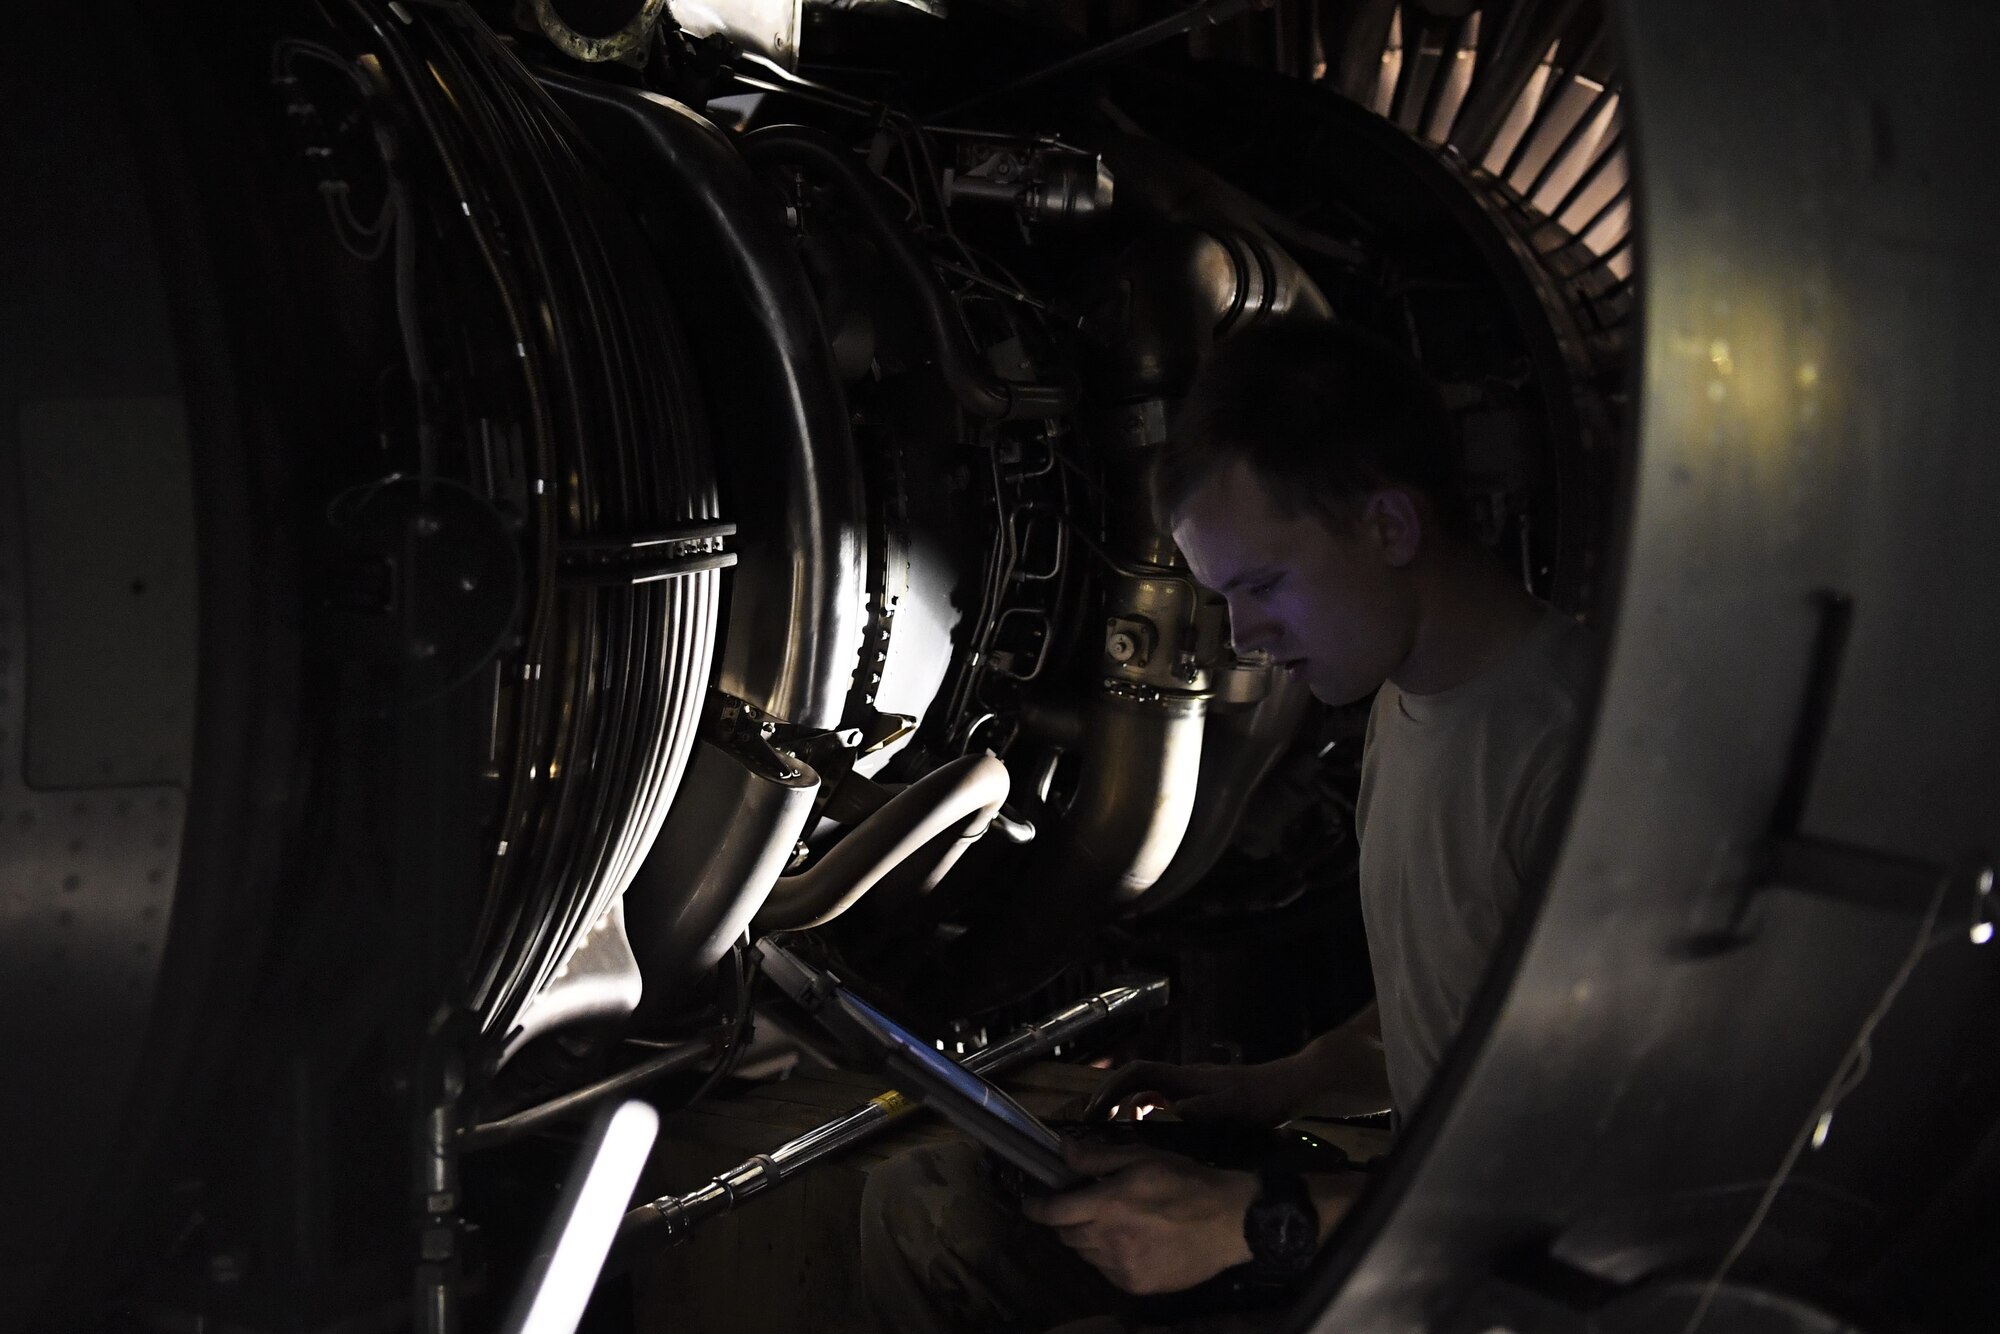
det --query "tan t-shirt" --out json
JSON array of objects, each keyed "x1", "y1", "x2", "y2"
[{"x1": 1356, "y1": 604, "x2": 1594, "y2": 1116}]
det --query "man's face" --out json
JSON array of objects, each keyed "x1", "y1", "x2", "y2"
[{"x1": 1171, "y1": 460, "x2": 1419, "y2": 706}]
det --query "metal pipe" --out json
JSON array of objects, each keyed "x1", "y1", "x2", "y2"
[
  {"x1": 626, "y1": 732, "x2": 822, "y2": 1017},
  {"x1": 1134, "y1": 668, "x2": 1312, "y2": 915},
  {"x1": 460, "y1": 1038, "x2": 718, "y2": 1152},
  {"x1": 615, "y1": 976, "x2": 1169, "y2": 1249},
  {"x1": 413, "y1": 1051, "x2": 466, "y2": 1334},
  {"x1": 754, "y1": 753, "x2": 1012, "y2": 931},
  {"x1": 535, "y1": 71, "x2": 865, "y2": 731},
  {"x1": 738, "y1": 126, "x2": 1078, "y2": 421},
  {"x1": 917, "y1": 692, "x2": 1205, "y2": 1013}
]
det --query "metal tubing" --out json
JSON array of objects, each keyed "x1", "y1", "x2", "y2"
[
  {"x1": 461, "y1": 1038, "x2": 717, "y2": 1152},
  {"x1": 1135, "y1": 668, "x2": 1312, "y2": 915},
  {"x1": 536, "y1": 71, "x2": 866, "y2": 731},
  {"x1": 414, "y1": 1052, "x2": 466, "y2": 1334},
  {"x1": 753, "y1": 753, "x2": 1012, "y2": 931},
  {"x1": 627, "y1": 735, "x2": 822, "y2": 1013},
  {"x1": 615, "y1": 976, "x2": 1167, "y2": 1248}
]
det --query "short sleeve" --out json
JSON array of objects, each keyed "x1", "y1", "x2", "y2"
[{"x1": 1505, "y1": 727, "x2": 1578, "y2": 886}]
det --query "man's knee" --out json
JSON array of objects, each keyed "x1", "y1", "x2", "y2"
[
  {"x1": 860, "y1": 1139, "x2": 994, "y2": 1265},
  {"x1": 864, "y1": 1136, "x2": 1072, "y2": 1334}
]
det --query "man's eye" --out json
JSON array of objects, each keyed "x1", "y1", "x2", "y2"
[{"x1": 1249, "y1": 576, "x2": 1281, "y2": 597}]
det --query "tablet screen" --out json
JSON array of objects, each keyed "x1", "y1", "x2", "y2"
[{"x1": 840, "y1": 990, "x2": 1067, "y2": 1157}]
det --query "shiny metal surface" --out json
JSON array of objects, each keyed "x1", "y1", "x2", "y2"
[
  {"x1": 670, "y1": 0, "x2": 803, "y2": 69},
  {"x1": 938, "y1": 692, "x2": 1207, "y2": 1008},
  {"x1": 1086, "y1": 692, "x2": 1210, "y2": 902},
  {"x1": 504, "y1": 899, "x2": 647, "y2": 1061},
  {"x1": 1138, "y1": 668, "x2": 1311, "y2": 915},
  {"x1": 754, "y1": 752, "x2": 1011, "y2": 931},
  {"x1": 625, "y1": 732, "x2": 821, "y2": 1014},
  {"x1": 1297, "y1": 2, "x2": 2000, "y2": 1328},
  {"x1": 537, "y1": 72, "x2": 869, "y2": 1016},
  {"x1": 537, "y1": 74, "x2": 867, "y2": 733}
]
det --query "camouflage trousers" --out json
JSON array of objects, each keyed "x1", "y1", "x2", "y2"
[{"x1": 858, "y1": 1139, "x2": 1277, "y2": 1334}]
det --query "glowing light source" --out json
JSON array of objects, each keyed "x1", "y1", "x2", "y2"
[
  {"x1": 1975, "y1": 866, "x2": 1996, "y2": 945},
  {"x1": 501, "y1": 1100, "x2": 659, "y2": 1334}
]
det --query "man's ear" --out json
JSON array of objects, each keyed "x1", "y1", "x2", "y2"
[{"x1": 1362, "y1": 489, "x2": 1424, "y2": 567}]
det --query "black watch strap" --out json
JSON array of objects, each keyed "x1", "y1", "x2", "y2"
[{"x1": 1242, "y1": 1169, "x2": 1319, "y2": 1277}]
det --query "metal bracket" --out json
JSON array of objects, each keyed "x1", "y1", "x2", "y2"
[{"x1": 557, "y1": 518, "x2": 737, "y2": 587}]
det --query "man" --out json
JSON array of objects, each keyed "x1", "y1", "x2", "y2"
[{"x1": 860, "y1": 320, "x2": 1596, "y2": 1332}]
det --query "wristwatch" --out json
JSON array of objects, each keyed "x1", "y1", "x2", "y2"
[{"x1": 1242, "y1": 1170, "x2": 1320, "y2": 1278}]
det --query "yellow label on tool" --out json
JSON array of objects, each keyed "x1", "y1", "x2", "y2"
[{"x1": 871, "y1": 1090, "x2": 911, "y2": 1115}]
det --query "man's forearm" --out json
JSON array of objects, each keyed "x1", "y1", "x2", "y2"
[
  {"x1": 1282, "y1": 1004, "x2": 1391, "y2": 1119},
  {"x1": 1303, "y1": 1170, "x2": 1363, "y2": 1244}
]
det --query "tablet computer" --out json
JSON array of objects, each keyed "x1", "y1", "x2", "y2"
[{"x1": 756, "y1": 938, "x2": 1085, "y2": 1191}]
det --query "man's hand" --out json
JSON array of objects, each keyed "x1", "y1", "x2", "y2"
[
  {"x1": 1083, "y1": 1058, "x2": 1305, "y2": 1127},
  {"x1": 1086, "y1": 1009, "x2": 1393, "y2": 1126},
  {"x1": 1020, "y1": 1141, "x2": 1257, "y2": 1295}
]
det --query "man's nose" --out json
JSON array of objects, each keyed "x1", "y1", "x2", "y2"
[{"x1": 1226, "y1": 601, "x2": 1279, "y2": 654}]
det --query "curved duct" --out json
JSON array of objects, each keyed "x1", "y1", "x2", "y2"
[
  {"x1": 1080, "y1": 132, "x2": 1333, "y2": 403},
  {"x1": 626, "y1": 730, "x2": 821, "y2": 1020},
  {"x1": 925, "y1": 692, "x2": 1206, "y2": 1009},
  {"x1": 1136, "y1": 666, "x2": 1314, "y2": 916},
  {"x1": 755, "y1": 752, "x2": 1011, "y2": 932},
  {"x1": 535, "y1": 73, "x2": 869, "y2": 1006},
  {"x1": 739, "y1": 124, "x2": 1079, "y2": 422},
  {"x1": 1070, "y1": 693, "x2": 1209, "y2": 901}
]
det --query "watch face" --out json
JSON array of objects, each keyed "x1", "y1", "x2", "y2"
[
  {"x1": 1250, "y1": 1198, "x2": 1317, "y2": 1267},
  {"x1": 1247, "y1": 1170, "x2": 1321, "y2": 1275}
]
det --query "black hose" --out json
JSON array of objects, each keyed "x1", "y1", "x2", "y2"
[
  {"x1": 738, "y1": 125, "x2": 1078, "y2": 422},
  {"x1": 460, "y1": 1038, "x2": 716, "y2": 1150}
]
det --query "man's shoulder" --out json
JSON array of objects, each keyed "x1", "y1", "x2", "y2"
[
  {"x1": 1532, "y1": 611, "x2": 1598, "y2": 720},
  {"x1": 1452, "y1": 608, "x2": 1594, "y2": 733}
]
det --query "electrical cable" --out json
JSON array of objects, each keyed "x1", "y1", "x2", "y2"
[
  {"x1": 677, "y1": 941, "x2": 758, "y2": 1114},
  {"x1": 341, "y1": 0, "x2": 565, "y2": 1020},
  {"x1": 1676, "y1": 864, "x2": 1961, "y2": 1334}
]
